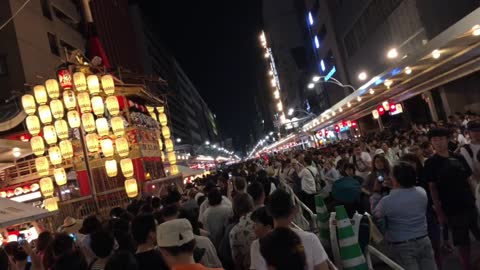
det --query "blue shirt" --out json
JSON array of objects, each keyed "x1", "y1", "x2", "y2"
[{"x1": 371, "y1": 187, "x2": 428, "y2": 242}]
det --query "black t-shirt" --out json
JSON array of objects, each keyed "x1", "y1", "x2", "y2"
[
  {"x1": 135, "y1": 249, "x2": 168, "y2": 270},
  {"x1": 424, "y1": 153, "x2": 474, "y2": 215}
]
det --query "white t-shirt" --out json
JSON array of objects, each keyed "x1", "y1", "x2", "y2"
[
  {"x1": 460, "y1": 143, "x2": 480, "y2": 177},
  {"x1": 350, "y1": 152, "x2": 372, "y2": 180},
  {"x1": 199, "y1": 195, "x2": 232, "y2": 222},
  {"x1": 250, "y1": 228, "x2": 328, "y2": 270},
  {"x1": 458, "y1": 134, "x2": 469, "y2": 146},
  {"x1": 298, "y1": 166, "x2": 318, "y2": 194}
]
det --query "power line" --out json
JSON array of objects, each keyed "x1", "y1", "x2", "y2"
[{"x1": 0, "y1": 0, "x2": 32, "y2": 32}]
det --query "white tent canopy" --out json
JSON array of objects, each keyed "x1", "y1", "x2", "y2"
[{"x1": 0, "y1": 198, "x2": 55, "y2": 228}]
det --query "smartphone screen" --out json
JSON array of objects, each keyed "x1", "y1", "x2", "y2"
[
  {"x1": 69, "y1": 233, "x2": 77, "y2": 242},
  {"x1": 377, "y1": 175, "x2": 384, "y2": 182},
  {"x1": 17, "y1": 234, "x2": 26, "y2": 245}
]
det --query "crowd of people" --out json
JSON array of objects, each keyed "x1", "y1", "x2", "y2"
[{"x1": 1, "y1": 112, "x2": 479, "y2": 270}]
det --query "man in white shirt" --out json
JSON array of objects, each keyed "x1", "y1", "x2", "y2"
[
  {"x1": 198, "y1": 182, "x2": 232, "y2": 222},
  {"x1": 250, "y1": 189, "x2": 329, "y2": 270},
  {"x1": 297, "y1": 155, "x2": 318, "y2": 212},
  {"x1": 349, "y1": 144, "x2": 372, "y2": 180},
  {"x1": 460, "y1": 120, "x2": 480, "y2": 211}
]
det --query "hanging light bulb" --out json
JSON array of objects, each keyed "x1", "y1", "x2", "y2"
[
  {"x1": 357, "y1": 96, "x2": 362, "y2": 102},
  {"x1": 59, "y1": 139, "x2": 73, "y2": 159},
  {"x1": 115, "y1": 137, "x2": 129, "y2": 157},
  {"x1": 87, "y1": 75, "x2": 100, "y2": 96},
  {"x1": 96, "y1": 118, "x2": 109, "y2": 137},
  {"x1": 85, "y1": 133, "x2": 99, "y2": 152},
  {"x1": 91, "y1": 96, "x2": 104, "y2": 116},
  {"x1": 26, "y1": 115, "x2": 41, "y2": 135},
  {"x1": 53, "y1": 168, "x2": 67, "y2": 186},
  {"x1": 43, "y1": 125, "x2": 57, "y2": 145},
  {"x1": 30, "y1": 136, "x2": 45, "y2": 156},
  {"x1": 120, "y1": 158, "x2": 134, "y2": 178},
  {"x1": 101, "y1": 74, "x2": 115, "y2": 95},
  {"x1": 22, "y1": 94, "x2": 36, "y2": 115},
  {"x1": 106, "y1": 96, "x2": 120, "y2": 116},
  {"x1": 39, "y1": 177, "x2": 54, "y2": 197},
  {"x1": 45, "y1": 79, "x2": 60, "y2": 99},
  {"x1": 67, "y1": 110, "x2": 81, "y2": 128},
  {"x1": 158, "y1": 113, "x2": 168, "y2": 126},
  {"x1": 34, "y1": 85, "x2": 48, "y2": 105},
  {"x1": 48, "y1": 146, "x2": 62, "y2": 165},
  {"x1": 100, "y1": 138, "x2": 114, "y2": 157},
  {"x1": 81, "y1": 113, "x2": 96, "y2": 133},
  {"x1": 162, "y1": 126, "x2": 171, "y2": 139},
  {"x1": 105, "y1": 159, "x2": 118, "y2": 177},
  {"x1": 77, "y1": 92, "x2": 91, "y2": 113},
  {"x1": 124, "y1": 179, "x2": 138, "y2": 198},
  {"x1": 38, "y1": 105, "x2": 53, "y2": 124},
  {"x1": 73, "y1": 72, "x2": 87, "y2": 92},
  {"x1": 111, "y1": 116, "x2": 125, "y2": 137},
  {"x1": 50, "y1": 99, "x2": 64, "y2": 119},
  {"x1": 43, "y1": 197, "x2": 58, "y2": 211},
  {"x1": 165, "y1": 139, "x2": 173, "y2": 152},
  {"x1": 63, "y1": 90, "x2": 77, "y2": 111}
]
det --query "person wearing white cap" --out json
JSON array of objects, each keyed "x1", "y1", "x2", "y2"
[{"x1": 157, "y1": 219, "x2": 223, "y2": 270}]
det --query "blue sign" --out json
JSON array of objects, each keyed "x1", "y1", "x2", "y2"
[{"x1": 324, "y1": 66, "x2": 336, "y2": 81}]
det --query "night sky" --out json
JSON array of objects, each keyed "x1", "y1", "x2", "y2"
[{"x1": 139, "y1": 1, "x2": 266, "y2": 153}]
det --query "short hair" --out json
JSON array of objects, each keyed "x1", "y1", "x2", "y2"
[
  {"x1": 162, "y1": 204, "x2": 179, "y2": 219},
  {"x1": 251, "y1": 207, "x2": 273, "y2": 227},
  {"x1": 247, "y1": 181, "x2": 265, "y2": 202},
  {"x1": 233, "y1": 193, "x2": 254, "y2": 217},
  {"x1": 392, "y1": 162, "x2": 417, "y2": 188},
  {"x1": 79, "y1": 215, "x2": 102, "y2": 235},
  {"x1": 340, "y1": 162, "x2": 356, "y2": 176},
  {"x1": 90, "y1": 231, "x2": 114, "y2": 258},
  {"x1": 36, "y1": 231, "x2": 53, "y2": 252},
  {"x1": 303, "y1": 155, "x2": 312, "y2": 166},
  {"x1": 428, "y1": 128, "x2": 450, "y2": 140},
  {"x1": 259, "y1": 228, "x2": 306, "y2": 270},
  {"x1": 131, "y1": 214, "x2": 156, "y2": 244},
  {"x1": 420, "y1": 141, "x2": 431, "y2": 150},
  {"x1": 52, "y1": 233, "x2": 75, "y2": 257},
  {"x1": 267, "y1": 189, "x2": 294, "y2": 219},
  {"x1": 161, "y1": 239, "x2": 196, "y2": 256},
  {"x1": 105, "y1": 250, "x2": 138, "y2": 270},
  {"x1": 110, "y1": 207, "x2": 125, "y2": 219},
  {"x1": 207, "y1": 188, "x2": 222, "y2": 206},
  {"x1": 234, "y1": 177, "x2": 247, "y2": 191},
  {"x1": 53, "y1": 250, "x2": 88, "y2": 270}
]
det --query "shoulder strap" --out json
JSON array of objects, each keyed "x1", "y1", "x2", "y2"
[{"x1": 306, "y1": 167, "x2": 316, "y2": 178}]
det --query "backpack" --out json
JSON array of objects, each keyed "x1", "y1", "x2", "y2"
[{"x1": 306, "y1": 167, "x2": 326, "y2": 193}]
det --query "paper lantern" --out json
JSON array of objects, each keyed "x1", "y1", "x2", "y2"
[
  {"x1": 77, "y1": 92, "x2": 91, "y2": 113},
  {"x1": 124, "y1": 179, "x2": 138, "y2": 198},
  {"x1": 87, "y1": 75, "x2": 100, "y2": 96},
  {"x1": 165, "y1": 139, "x2": 173, "y2": 152},
  {"x1": 34, "y1": 85, "x2": 48, "y2": 105},
  {"x1": 57, "y1": 68, "x2": 72, "y2": 90},
  {"x1": 45, "y1": 79, "x2": 60, "y2": 99},
  {"x1": 50, "y1": 99, "x2": 64, "y2": 119},
  {"x1": 86, "y1": 133, "x2": 99, "y2": 152},
  {"x1": 101, "y1": 139, "x2": 114, "y2": 157},
  {"x1": 115, "y1": 137, "x2": 129, "y2": 157},
  {"x1": 120, "y1": 158, "x2": 134, "y2": 178},
  {"x1": 161, "y1": 151, "x2": 165, "y2": 161},
  {"x1": 149, "y1": 112, "x2": 157, "y2": 121},
  {"x1": 30, "y1": 136, "x2": 45, "y2": 156},
  {"x1": 167, "y1": 151, "x2": 177, "y2": 165},
  {"x1": 53, "y1": 168, "x2": 67, "y2": 186},
  {"x1": 81, "y1": 113, "x2": 96, "y2": 133},
  {"x1": 59, "y1": 139, "x2": 73, "y2": 158},
  {"x1": 35, "y1": 157, "x2": 49, "y2": 176},
  {"x1": 38, "y1": 105, "x2": 52, "y2": 124},
  {"x1": 22, "y1": 94, "x2": 36, "y2": 115},
  {"x1": 158, "y1": 139, "x2": 163, "y2": 151},
  {"x1": 162, "y1": 126, "x2": 171, "y2": 139},
  {"x1": 395, "y1": 103, "x2": 403, "y2": 113},
  {"x1": 382, "y1": 101, "x2": 390, "y2": 111},
  {"x1": 96, "y1": 118, "x2": 109, "y2": 137},
  {"x1": 146, "y1": 106, "x2": 154, "y2": 113},
  {"x1": 156, "y1": 106, "x2": 164, "y2": 113},
  {"x1": 91, "y1": 96, "x2": 104, "y2": 116},
  {"x1": 40, "y1": 177, "x2": 54, "y2": 197},
  {"x1": 67, "y1": 110, "x2": 81, "y2": 128},
  {"x1": 106, "y1": 96, "x2": 119, "y2": 116},
  {"x1": 26, "y1": 115, "x2": 41, "y2": 135},
  {"x1": 73, "y1": 72, "x2": 87, "y2": 92},
  {"x1": 111, "y1": 116, "x2": 125, "y2": 137},
  {"x1": 105, "y1": 159, "x2": 118, "y2": 177},
  {"x1": 101, "y1": 74, "x2": 115, "y2": 95},
  {"x1": 158, "y1": 113, "x2": 168, "y2": 126},
  {"x1": 170, "y1": 165, "x2": 179, "y2": 175},
  {"x1": 44, "y1": 197, "x2": 58, "y2": 211},
  {"x1": 63, "y1": 90, "x2": 77, "y2": 111},
  {"x1": 54, "y1": 120, "x2": 69, "y2": 140},
  {"x1": 48, "y1": 146, "x2": 62, "y2": 165},
  {"x1": 43, "y1": 125, "x2": 57, "y2": 145},
  {"x1": 372, "y1": 110, "x2": 379, "y2": 119}
]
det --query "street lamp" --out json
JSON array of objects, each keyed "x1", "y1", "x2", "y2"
[
  {"x1": 205, "y1": 141, "x2": 210, "y2": 145},
  {"x1": 387, "y1": 48, "x2": 398, "y2": 59},
  {"x1": 312, "y1": 76, "x2": 321, "y2": 82},
  {"x1": 176, "y1": 138, "x2": 182, "y2": 143},
  {"x1": 358, "y1": 72, "x2": 368, "y2": 81},
  {"x1": 307, "y1": 83, "x2": 314, "y2": 89}
]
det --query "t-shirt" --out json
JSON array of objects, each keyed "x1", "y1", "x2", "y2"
[
  {"x1": 298, "y1": 166, "x2": 318, "y2": 194},
  {"x1": 424, "y1": 153, "x2": 474, "y2": 215},
  {"x1": 249, "y1": 228, "x2": 328, "y2": 270},
  {"x1": 200, "y1": 205, "x2": 233, "y2": 249},
  {"x1": 229, "y1": 213, "x2": 256, "y2": 270},
  {"x1": 136, "y1": 249, "x2": 169, "y2": 270},
  {"x1": 350, "y1": 152, "x2": 372, "y2": 180},
  {"x1": 195, "y1": 235, "x2": 223, "y2": 268},
  {"x1": 199, "y1": 196, "x2": 232, "y2": 223}
]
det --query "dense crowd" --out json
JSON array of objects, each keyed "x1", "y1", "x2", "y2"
[{"x1": 1, "y1": 112, "x2": 479, "y2": 270}]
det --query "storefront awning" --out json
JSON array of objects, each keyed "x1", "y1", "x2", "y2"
[{"x1": 0, "y1": 198, "x2": 55, "y2": 228}]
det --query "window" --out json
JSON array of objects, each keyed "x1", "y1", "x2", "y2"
[
  {"x1": 41, "y1": 0, "x2": 52, "y2": 20},
  {"x1": 0, "y1": 55, "x2": 7, "y2": 76},
  {"x1": 52, "y1": 6, "x2": 80, "y2": 32},
  {"x1": 60, "y1": 40, "x2": 76, "y2": 52},
  {"x1": 47, "y1": 32, "x2": 59, "y2": 56}
]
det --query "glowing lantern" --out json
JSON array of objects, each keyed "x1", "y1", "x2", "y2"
[
  {"x1": 53, "y1": 168, "x2": 67, "y2": 186},
  {"x1": 86, "y1": 133, "x2": 99, "y2": 152},
  {"x1": 59, "y1": 140, "x2": 73, "y2": 158},
  {"x1": 38, "y1": 105, "x2": 52, "y2": 124},
  {"x1": 161, "y1": 151, "x2": 165, "y2": 161},
  {"x1": 156, "y1": 106, "x2": 164, "y2": 113},
  {"x1": 377, "y1": 105, "x2": 385, "y2": 116},
  {"x1": 162, "y1": 126, "x2": 171, "y2": 139},
  {"x1": 81, "y1": 113, "x2": 96, "y2": 133},
  {"x1": 48, "y1": 146, "x2": 62, "y2": 165},
  {"x1": 96, "y1": 118, "x2": 109, "y2": 137},
  {"x1": 382, "y1": 101, "x2": 390, "y2": 111},
  {"x1": 170, "y1": 165, "x2": 179, "y2": 175},
  {"x1": 389, "y1": 103, "x2": 397, "y2": 112},
  {"x1": 36, "y1": 157, "x2": 51, "y2": 176},
  {"x1": 34, "y1": 85, "x2": 48, "y2": 105},
  {"x1": 54, "y1": 120, "x2": 69, "y2": 140},
  {"x1": 158, "y1": 139, "x2": 163, "y2": 151},
  {"x1": 372, "y1": 110, "x2": 379, "y2": 119},
  {"x1": 105, "y1": 159, "x2": 118, "y2": 177},
  {"x1": 101, "y1": 75, "x2": 115, "y2": 95},
  {"x1": 91, "y1": 96, "x2": 104, "y2": 116},
  {"x1": 77, "y1": 92, "x2": 91, "y2": 113},
  {"x1": 106, "y1": 96, "x2": 119, "y2": 116},
  {"x1": 167, "y1": 151, "x2": 177, "y2": 165},
  {"x1": 44, "y1": 197, "x2": 58, "y2": 211},
  {"x1": 57, "y1": 68, "x2": 72, "y2": 90},
  {"x1": 146, "y1": 106, "x2": 154, "y2": 113},
  {"x1": 63, "y1": 90, "x2": 76, "y2": 110},
  {"x1": 39, "y1": 177, "x2": 54, "y2": 197},
  {"x1": 115, "y1": 137, "x2": 129, "y2": 157},
  {"x1": 334, "y1": 125, "x2": 340, "y2": 133},
  {"x1": 111, "y1": 117, "x2": 125, "y2": 137},
  {"x1": 87, "y1": 75, "x2": 100, "y2": 96},
  {"x1": 26, "y1": 115, "x2": 41, "y2": 135},
  {"x1": 73, "y1": 72, "x2": 87, "y2": 92},
  {"x1": 101, "y1": 139, "x2": 114, "y2": 157},
  {"x1": 395, "y1": 103, "x2": 403, "y2": 113},
  {"x1": 165, "y1": 139, "x2": 173, "y2": 152},
  {"x1": 150, "y1": 112, "x2": 157, "y2": 120},
  {"x1": 45, "y1": 79, "x2": 60, "y2": 99},
  {"x1": 30, "y1": 136, "x2": 45, "y2": 156},
  {"x1": 120, "y1": 158, "x2": 134, "y2": 178},
  {"x1": 124, "y1": 179, "x2": 138, "y2": 198},
  {"x1": 67, "y1": 111, "x2": 80, "y2": 128},
  {"x1": 22, "y1": 94, "x2": 36, "y2": 115},
  {"x1": 49, "y1": 99, "x2": 64, "y2": 119},
  {"x1": 158, "y1": 113, "x2": 167, "y2": 126},
  {"x1": 43, "y1": 125, "x2": 57, "y2": 145}
]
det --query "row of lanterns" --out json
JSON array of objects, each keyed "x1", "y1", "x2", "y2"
[{"x1": 372, "y1": 101, "x2": 403, "y2": 119}]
